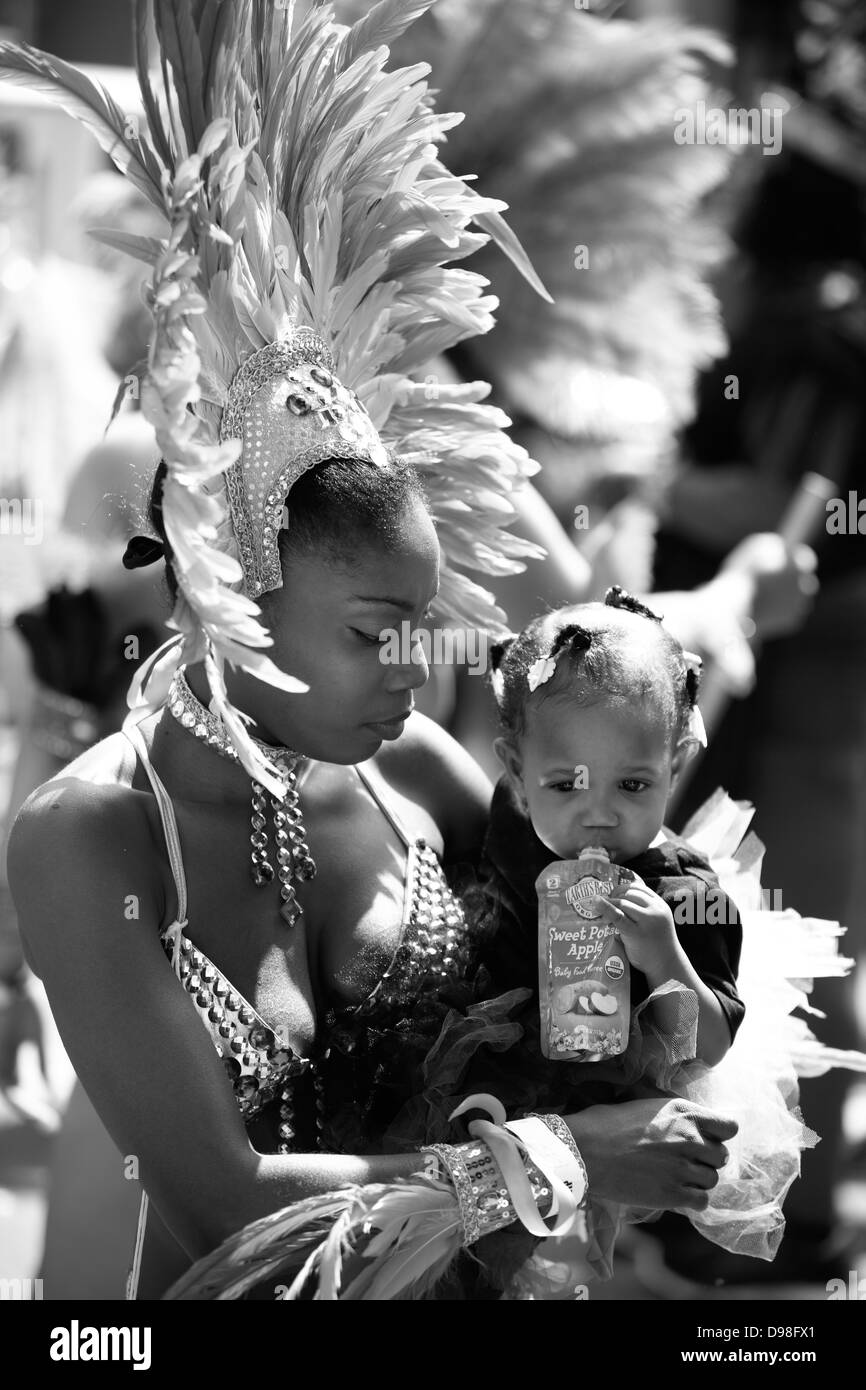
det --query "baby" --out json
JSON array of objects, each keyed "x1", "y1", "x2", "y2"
[
  {"x1": 406, "y1": 586, "x2": 804, "y2": 1292},
  {"x1": 479, "y1": 585, "x2": 744, "y2": 1076}
]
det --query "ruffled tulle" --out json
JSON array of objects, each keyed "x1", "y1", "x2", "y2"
[{"x1": 650, "y1": 789, "x2": 864, "y2": 1261}]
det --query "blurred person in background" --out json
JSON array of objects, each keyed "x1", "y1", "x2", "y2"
[{"x1": 652, "y1": 0, "x2": 866, "y2": 1284}]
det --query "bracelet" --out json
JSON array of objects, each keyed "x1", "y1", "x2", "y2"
[
  {"x1": 450, "y1": 1095, "x2": 587, "y2": 1239},
  {"x1": 421, "y1": 1096, "x2": 588, "y2": 1248},
  {"x1": 422, "y1": 1140, "x2": 519, "y2": 1245},
  {"x1": 495, "y1": 1116, "x2": 587, "y2": 1230},
  {"x1": 525, "y1": 1113, "x2": 590, "y2": 1208}
]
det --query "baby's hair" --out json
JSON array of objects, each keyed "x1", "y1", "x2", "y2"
[
  {"x1": 491, "y1": 586, "x2": 701, "y2": 742},
  {"x1": 547, "y1": 624, "x2": 591, "y2": 662}
]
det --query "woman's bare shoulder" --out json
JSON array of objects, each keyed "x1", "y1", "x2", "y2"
[
  {"x1": 8, "y1": 733, "x2": 163, "y2": 953},
  {"x1": 12, "y1": 731, "x2": 139, "y2": 834}
]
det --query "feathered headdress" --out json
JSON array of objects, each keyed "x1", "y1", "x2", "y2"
[{"x1": 0, "y1": 0, "x2": 547, "y2": 793}]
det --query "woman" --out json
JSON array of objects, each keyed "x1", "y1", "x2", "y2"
[
  {"x1": 2, "y1": 1, "x2": 736, "y2": 1299},
  {"x1": 8, "y1": 451, "x2": 736, "y2": 1299}
]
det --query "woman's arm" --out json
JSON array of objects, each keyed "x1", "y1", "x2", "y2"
[
  {"x1": 569, "y1": 1097, "x2": 737, "y2": 1211},
  {"x1": 382, "y1": 711, "x2": 493, "y2": 866},
  {"x1": 7, "y1": 781, "x2": 429, "y2": 1261},
  {"x1": 492, "y1": 481, "x2": 591, "y2": 631}
]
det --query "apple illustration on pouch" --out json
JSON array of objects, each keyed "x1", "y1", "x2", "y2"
[
  {"x1": 591, "y1": 992, "x2": 617, "y2": 1015},
  {"x1": 555, "y1": 980, "x2": 615, "y2": 1017}
]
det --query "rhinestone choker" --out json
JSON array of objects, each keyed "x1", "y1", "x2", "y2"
[{"x1": 168, "y1": 669, "x2": 316, "y2": 927}]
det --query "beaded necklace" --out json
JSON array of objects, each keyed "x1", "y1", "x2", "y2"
[{"x1": 167, "y1": 669, "x2": 316, "y2": 927}]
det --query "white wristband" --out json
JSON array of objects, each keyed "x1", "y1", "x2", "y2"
[
  {"x1": 448, "y1": 1094, "x2": 583, "y2": 1240},
  {"x1": 505, "y1": 1116, "x2": 589, "y2": 1209}
]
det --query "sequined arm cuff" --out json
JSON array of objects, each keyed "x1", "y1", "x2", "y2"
[{"x1": 422, "y1": 1140, "x2": 551, "y2": 1246}]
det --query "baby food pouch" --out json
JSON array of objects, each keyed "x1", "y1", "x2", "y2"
[{"x1": 537, "y1": 847, "x2": 632, "y2": 1060}]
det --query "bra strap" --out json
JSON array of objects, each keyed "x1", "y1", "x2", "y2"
[
  {"x1": 354, "y1": 760, "x2": 415, "y2": 848},
  {"x1": 125, "y1": 1191, "x2": 149, "y2": 1302},
  {"x1": 121, "y1": 709, "x2": 188, "y2": 971}
]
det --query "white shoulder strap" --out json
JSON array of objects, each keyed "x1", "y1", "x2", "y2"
[
  {"x1": 121, "y1": 710, "x2": 188, "y2": 930},
  {"x1": 354, "y1": 760, "x2": 414, "y2": 848},
  {"x1": 125, "y1": 1192, "x2": 149, "y2": 1302}
]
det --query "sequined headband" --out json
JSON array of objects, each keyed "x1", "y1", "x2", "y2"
[{"x1": 219, "y1": 327, "x2": 390, "y2": 601}]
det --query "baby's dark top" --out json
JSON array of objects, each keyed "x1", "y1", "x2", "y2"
[{"x1": 477, "y1": 778, "x2": 745, "y2": 1043}]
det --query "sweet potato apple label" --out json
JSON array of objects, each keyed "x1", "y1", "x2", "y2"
[{"x1": 537, "y1": 848, "x2": 632, "y2": 1060}]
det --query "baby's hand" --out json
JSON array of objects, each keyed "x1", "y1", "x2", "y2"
[{"x1": 601, "y1": 877, "x2": 677, "y2": 978}]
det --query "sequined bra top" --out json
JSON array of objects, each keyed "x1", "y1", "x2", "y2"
[{"x1": 124, "y1": 719, "x2": 471, "y2": 1128}]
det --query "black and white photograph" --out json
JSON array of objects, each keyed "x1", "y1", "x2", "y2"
[{"x1": 0, "y1": 0, "x2": 864, "y2": 1356}]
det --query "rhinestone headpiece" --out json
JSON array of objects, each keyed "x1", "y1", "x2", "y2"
[{"x1": 220, "y1": 326, "x2": 390, "y2": 600}]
